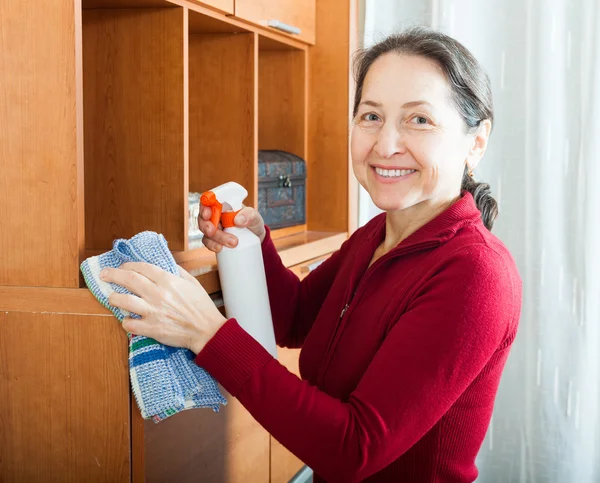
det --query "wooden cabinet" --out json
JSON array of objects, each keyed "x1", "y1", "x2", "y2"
[
  {"x1": 190, "y1": 0, "x2": 234, "y2": 14},
  {"x1": 235, "y1": 0, "x2": 316, "y2": 44},
  {"x1": 0, "y1": 0, "x2": 357, "y2": 481}
]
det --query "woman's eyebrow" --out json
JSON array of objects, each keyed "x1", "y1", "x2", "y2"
[
  {"x1": 359, "y1": 100, "x2": 435, "y2": 109},
  {"x1": 402, "y1": 100, "x2": 434, "y2": 109},
  {"x1": 359, "y1": 100, "x2": 383, "y2": 108}
]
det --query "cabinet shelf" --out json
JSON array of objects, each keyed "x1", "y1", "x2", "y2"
[{"x1": 176, "y1": 230, "x2": 346, "y2": 294}]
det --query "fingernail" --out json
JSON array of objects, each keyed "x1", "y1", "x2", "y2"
[
  {"x1": 99, "y1": 269, "x2": 108, "y2": 281},
  {"x1": 227, "y1": 237, "x2": 236, "y2": 247},
  {"x1": 236, "y1": 214, "x2": 246, "y2": 224}
]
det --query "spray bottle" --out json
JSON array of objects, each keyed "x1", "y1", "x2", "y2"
[{"x1": 201, "y1": 182, "x2": 278, "y2": 359}]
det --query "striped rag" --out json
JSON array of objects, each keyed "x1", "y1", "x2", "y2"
[{"x1": 80, "y1": 231, "x2": 226, "y2": 423}]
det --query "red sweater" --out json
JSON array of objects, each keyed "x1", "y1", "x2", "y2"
[{"x1": 195, "y1": 193, "x2": 522, "y2": 482}]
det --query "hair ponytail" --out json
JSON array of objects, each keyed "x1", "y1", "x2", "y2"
[{"x1": 461, "y1": 165, "x2": 498, "y2": 230}]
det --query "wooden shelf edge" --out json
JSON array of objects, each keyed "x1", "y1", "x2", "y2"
[
  {"x1": 0, "y1": 287, "x2": 112, "y2": 315},
  {"x1": 177, "y1": 231, "x2": 347, "y2": 294}
]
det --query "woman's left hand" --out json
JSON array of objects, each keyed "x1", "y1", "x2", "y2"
[{"x1": 99, "y1": 262, "x2": 227, "y2": 355}]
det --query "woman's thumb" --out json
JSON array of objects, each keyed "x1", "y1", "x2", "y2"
[{"x1": 234, "y1": 207, "x2": 262, "y2": 233}]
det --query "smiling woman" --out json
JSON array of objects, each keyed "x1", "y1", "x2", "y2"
[
  {"x1": 104, "y1": 26, "x2": 522, "y2": 483},
  {"x1": 352, "y1": 27, "x2": 497, "y2": 233}
]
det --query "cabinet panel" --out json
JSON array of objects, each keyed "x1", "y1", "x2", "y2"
[
  {"x1": 189, "y1": 0, "x2": 234, "y2": 14},
  {"x1": 0, "y1": 311, "x2": 130, "y2": 483},
  {"x1": 0, "y1": 0, "x2": 82, "y2": 287},
  {"x1": 82, "y1": 8, "x2": 186, "y2": 251},
  {"x1": 142, "y1": 389, "x2": 270, "y2": 482},
  {"x1": 235, "y1": 0, "x2": 315, "y2": 44}
]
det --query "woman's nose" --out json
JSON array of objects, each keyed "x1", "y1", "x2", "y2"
[{"x1": 373, "y1": 123, "x2": 405, "y2": 159}]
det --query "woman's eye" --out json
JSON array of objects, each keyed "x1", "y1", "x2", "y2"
[
  {"x1": 410, "y1": 115, "x2": 430, "y2": 125},
  {"x1": 362, "y1": 113, "x2": 381, "y2": 122}
]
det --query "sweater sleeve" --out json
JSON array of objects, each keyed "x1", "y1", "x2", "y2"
[
  {"x1": 261, "y1": 225, "x2": 349, "y2": 348},
  {"x1": 196, "y1": 246, "x2": 519, "y2": 482}
]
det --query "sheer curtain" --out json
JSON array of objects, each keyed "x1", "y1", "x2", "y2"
[{"x1": 360, "y1": 0, "x2": 600, "y2": 481}]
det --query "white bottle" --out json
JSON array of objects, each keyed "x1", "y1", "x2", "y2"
[{"x1": 201, "y1": 182, "x2": 278, "y2": 359}]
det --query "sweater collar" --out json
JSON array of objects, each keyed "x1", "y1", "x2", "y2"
[{"x1": 368, "y1": 191, "x2": 482, "y2": 252}]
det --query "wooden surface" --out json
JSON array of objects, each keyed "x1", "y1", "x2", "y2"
[
  {"x1": 307, "y1": 0, "x2": 352, "y2": 233},
  {"x1": 0, "y1": 0, "x2": 82, "y2": 287},
  {"x1": 0, "y1": 311, "x2": 130, "y2": 482},
  {"x1": 131, "y1": 394, "x2": 146, "y2": 483},
  {"x1": 190, "y1": 0, "x2": 234, "y2": 14},
  {"x1": 189, "y1": 31, "x2": 258, "y2": 209},
  {"x1": 176, "y1": 231, "x2": 346, "y2": 294},
  {"x1": 270, "y1": 224, "x2": 307, "y2": 240},
  {"x1": 258, "y1": 49, "x2": 307, "y2": 160},
  {"x1": 142, "y1": 388, "x2": 269, "y2": 483},
  {"x1": 83, "y1": 8, "x2": 186, "y2": 251},
  {"x1": 82, "y1": 0, "x2": 175, "y2": 7},
  {"x1": 235, "y1": 0, "x2": 316, "y2": 44}
]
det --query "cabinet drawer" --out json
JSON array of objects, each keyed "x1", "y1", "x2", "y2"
[
  {"x1": 235, "y1": 0, "x2": 315, "y2": 44},
  {"x1": 190, "y1": 0, "x2": 234, "y2": 14}
]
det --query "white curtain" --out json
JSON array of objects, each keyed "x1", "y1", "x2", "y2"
[{"x1": 360, "y1": 0, "x2": 600, "y2": 481}]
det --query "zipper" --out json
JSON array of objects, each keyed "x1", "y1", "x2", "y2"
[
  {"x1": 339, "y1": 304, "x2": 350, "y2": 319},
  {"x1": 316, "y1": 239, "x2": 442, "y2": 386}
]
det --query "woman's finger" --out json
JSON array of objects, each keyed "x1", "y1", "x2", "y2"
[
  {"x1": 108, "y1": 292, "x2": 151, "y2": 317},
  {"x1": 101, "y1": 265, "x2": 159, "y2": 298},
  {"x1": 122, "y1": 317, "x2": 154, "y2": 338},
  {"x1": 178, "y1": 266, "x2": 201, "y2": 287},
  {"x1": 202, "y1": 236, "x2": 224, "y2": 253}
]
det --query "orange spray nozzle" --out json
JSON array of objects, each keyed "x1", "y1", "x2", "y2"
[
  {"x1": 200, "y1": 189, "x2": 241, "y2": 229},
  {"x1": 200, "y1": 191, "x2": 223, "y2": 228}
]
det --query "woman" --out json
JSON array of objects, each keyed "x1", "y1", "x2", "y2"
[{"x1": 101, "y1": 27, "x2": 522, "y2": 482}]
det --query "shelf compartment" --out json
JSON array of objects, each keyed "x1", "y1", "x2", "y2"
[
  {"x1": 82, "y1": 7, "x2": 186, "y2": 252},
  {"x1": 258, "y1": 36, "x2": 307, "y2": 160},
  {"x1": 188, "y1": 11, "x2": 258, "y2": 237}
]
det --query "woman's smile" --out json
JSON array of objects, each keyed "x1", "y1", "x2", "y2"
[{"x1": 371, "y1": 165, "x2": 418, "y2": 184}]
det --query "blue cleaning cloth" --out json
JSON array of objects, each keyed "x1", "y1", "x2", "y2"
[{"x1": 80, "y1": 231, "x2": 226, "y2": 422}]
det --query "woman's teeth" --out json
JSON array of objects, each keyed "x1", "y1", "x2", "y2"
[{"x1": 374, "y1": 167, "x2": 416, "y2": 178}]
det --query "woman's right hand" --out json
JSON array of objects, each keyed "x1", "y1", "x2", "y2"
[{"x1": 199, "y1": 205, "x2": 267, "y2": 253}]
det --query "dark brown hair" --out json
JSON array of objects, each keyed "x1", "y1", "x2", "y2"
[{"x1": 353, "y1": 26, "x2": 498, "y2": 230}]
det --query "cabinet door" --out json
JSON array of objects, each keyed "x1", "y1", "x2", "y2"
[
  {"x1": 0, "y1": 310, "x2": 131, "y2": 483},
  {"x1": 190, "y1": 0, "x2": 234, "y2": 14},
  {"x1": 235, "y1": 0, "x2": 315, "y2": 44}
]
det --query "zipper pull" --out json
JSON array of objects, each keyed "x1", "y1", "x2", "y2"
[{"x1": 340, "y1": 304, "x2": 349, "y2": 319}]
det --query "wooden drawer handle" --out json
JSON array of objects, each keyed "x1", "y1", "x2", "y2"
[{"x1": 267, "y1": 19, "x2": 301, "y2": 35}]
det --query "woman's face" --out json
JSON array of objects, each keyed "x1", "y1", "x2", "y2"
[{"x1": 351, "y1": 53, "x2": 488, "y2": 213}]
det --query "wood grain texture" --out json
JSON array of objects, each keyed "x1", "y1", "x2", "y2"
[
  {"x1": 0, "y1": 287, "x2": 111, "y2": 314},
  {"x1": 143, "y1": 387, "x2": 269, "y2": 483},
  {"x1": 0, "y1": 311, "x2": 130, "y2": 482},
  {"x1": 189, "y1": 0, "x2": 233, "y2": 14},
  {"x1": 235, "y1": 0, "x2": 316, "y2": 44},
  {"x1": 0, "y1": 0, "x2": 81, "y2": 287},
  {"x1": 188, "y1": 31, "x2": 258, "y2": 209},
  {"x1": 131, "y1": 393, "x2": 146, "y2": 483},
  {"x1": 307, "y1": 0, "x2": 352, "y2": 233},
  {"x1": 83, "y1": 0, "x2": 175, "y2": 7},
  {"x1": 258, "y1": 48, "x2": 307, "y2": 160},
  {"x1": 83, "y1": 8, "x2": 186, "y2": 251}
]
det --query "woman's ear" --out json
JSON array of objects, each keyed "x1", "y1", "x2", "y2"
[{"x1": 466, "y1": 119, "x2": 492, "y2": 172}]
